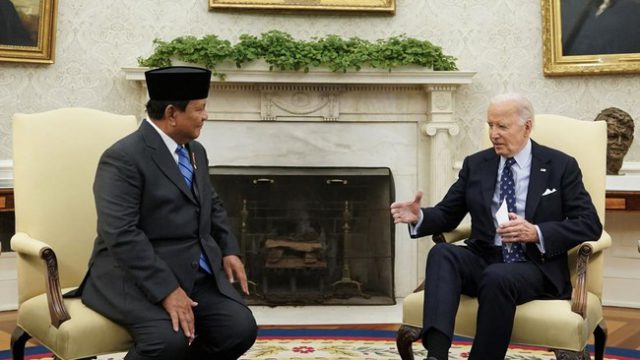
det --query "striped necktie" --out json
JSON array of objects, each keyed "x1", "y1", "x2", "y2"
[
  {"x1": 176, "y1": 146, "x2": 193, "y2": 190},
  {"x1": 176, "y1": 145, "x2": 212, "y2": 274}
]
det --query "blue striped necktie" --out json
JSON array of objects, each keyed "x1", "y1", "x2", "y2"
[
  {"x1": 500, "y1": 158, "x2": 527, "y2": 263},
  {"x1": 176, "y1": 146, "x2": 212, "y2": 274}
]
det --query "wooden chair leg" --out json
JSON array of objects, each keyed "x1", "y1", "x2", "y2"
[
  {"x1": 10, "y1": 326, "x2": 31, "y2": 360},
  {"x1": 396, "y1": 324, "x2": 422, "y2": 360},
  {"x1": 593, "y1": 319, "x2": 608, "y2": 360}
]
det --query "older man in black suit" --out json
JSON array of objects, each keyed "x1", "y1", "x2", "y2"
[
  {"x1": 391, "y1": 93, "x2": 602, "y2": 359},
  {"x1": 78, "y1": 66, "x2": 257, "y2": 360}
]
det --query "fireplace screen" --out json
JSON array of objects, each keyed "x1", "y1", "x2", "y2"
[{"x1": 210, "y1": 166, "x2": 395, "y2": 306}]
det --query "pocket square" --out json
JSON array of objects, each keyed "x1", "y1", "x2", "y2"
[{"x1": 542, "y1": 188, "x2": 557, "y2": 196}]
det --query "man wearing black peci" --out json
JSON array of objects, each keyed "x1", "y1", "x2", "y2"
[{"x1": 75, "y1": 66, "x2": 257, "y2": 360}]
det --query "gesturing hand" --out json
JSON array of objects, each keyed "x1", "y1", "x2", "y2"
[
  {"x1": 390, "y1": 191, "x2": 423, "y2": 225},
  {"x1": 223, "y1": 255, "x2": 250, "y2": 295},
  {"x1": 162, "y1": 287, "x2": 198, "y2": 341}
]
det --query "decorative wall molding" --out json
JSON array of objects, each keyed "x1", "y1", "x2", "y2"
[
  {"x1": 123, "y1": 66, "x2": 476, "y2": 86},
  {"x1": 0, "y1": 160, "x2": 13, "y2": 188},
  {"x1": 260, "y1": 90, "x2": 340, "y2": 121},
  {"x1": 422, "y1": 122, "x2": 460, "y2": 137}
]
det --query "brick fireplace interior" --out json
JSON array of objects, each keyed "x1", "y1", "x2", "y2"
[{"x1": 210, "y1": 166, "x2": 395, "y2": 306}]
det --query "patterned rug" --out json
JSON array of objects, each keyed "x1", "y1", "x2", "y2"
[{"x1": 2, "y1": 328, "x2": 639, "y2": 359}]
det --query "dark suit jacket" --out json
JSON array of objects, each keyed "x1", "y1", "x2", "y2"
[
  {"x1": 562, "y1": 0, "x2": 640, "y2": 56},
  {"x1": 78, "y1": 120, "x2": 244, "y2": 324},
  {"x1": 413, "y1": 140, "x2": 602, "y2": 297},
  {"x1": 0, "y1": 0, "x2": 35, "y2": 46}
]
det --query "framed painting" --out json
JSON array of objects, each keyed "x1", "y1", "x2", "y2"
[
  {"x1": 542, "y1": 0, "x2": 640, "y2": 76},
  {"x1": 0, "y1": 0, "x2": 58, "y2": 64},
  {"x1": 209, "y1": 0, "x2": 395, "y2": 13}
]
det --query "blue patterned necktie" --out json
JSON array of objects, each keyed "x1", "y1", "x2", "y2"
[
  {"x1": 176, "y1": 146, "x2": 193, "y2": 190},
  {"x1": 500, "y1": 158, "x2": 527, "y2": 263},
  {"x1": 176, "y1": 146, "x2": 212, "y2": 274}
]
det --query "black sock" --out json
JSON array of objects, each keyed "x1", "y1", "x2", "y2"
[{"x1": 424, "y1": 328, "x2": 450, "y2": 360}]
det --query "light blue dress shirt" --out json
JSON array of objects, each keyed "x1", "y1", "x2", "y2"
[{"x1": 411, "y1": 139, "x2": 545, "y2": 253}]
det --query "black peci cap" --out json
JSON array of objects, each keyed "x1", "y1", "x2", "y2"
[{"x1": 144, "y1": 66, "x2": 211, "y2": 101}]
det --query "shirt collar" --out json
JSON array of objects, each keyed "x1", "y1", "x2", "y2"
[
  {"x1": 501, "y1": 138, "x2": 532, "y2": 169},
  {"x1": 146, "y1": 118, "x2": 181, "y2": 156}
]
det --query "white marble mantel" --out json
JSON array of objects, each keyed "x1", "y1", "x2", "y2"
[
  {"x1": 123, "y1": 64, "x2": 475, "y2": 85},
  {"x1": 123, "y1": 66, "x2": 475, "y2": 299}
]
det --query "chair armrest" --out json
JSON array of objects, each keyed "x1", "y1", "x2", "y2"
[
  {"x1": 571, "y1": 231, "x2": 611, "y2": 318},
  {"x1": 432, "y1": 223, "x2": 472, "y2": 244},
  {"x1": 11, "y1": 232, "x2": 71, "y2": 328}
]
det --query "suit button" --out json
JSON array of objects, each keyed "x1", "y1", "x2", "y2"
[{"x1": 191, "y1": 261, "x2": 198, "y2": 269}]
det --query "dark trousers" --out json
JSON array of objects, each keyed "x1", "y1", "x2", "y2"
[
  {"x1": 422, "y1": 242, "x2": 548, "y2": 360},
  {"x1": 124, "y1": 270, "x2": 257, "y2": 360}
]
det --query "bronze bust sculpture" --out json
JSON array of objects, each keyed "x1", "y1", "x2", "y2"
[{"x1": 595, "y1": 107, "x2": 635, "y2": 175}]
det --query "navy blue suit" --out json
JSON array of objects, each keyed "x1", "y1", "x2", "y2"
[{"x1": 413, "y1": 140, "x2": 602, "y2": 358}]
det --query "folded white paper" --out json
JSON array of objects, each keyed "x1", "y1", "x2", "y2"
[
  {"x1": 496, "y1": 199, "x2": 511, "y2": 250},
  {"x1": 496, "y1": 198, "x2": 510, "y2": 226}
]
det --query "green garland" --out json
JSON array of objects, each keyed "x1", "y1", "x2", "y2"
[{"x1": 138, "y1": 30, "x2": 458, "y2": 79}]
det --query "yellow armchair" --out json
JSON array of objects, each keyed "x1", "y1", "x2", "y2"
[
  {"x1": 10, "y1": 108, "x2": 137, "y2": 359},
  {"x1": 397, "y1": 115, "x2": 610, "y2": 360}
]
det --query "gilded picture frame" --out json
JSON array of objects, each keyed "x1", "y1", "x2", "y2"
[
  {"x1": 542, "y1": 0, "x2": 640, "y2": 76},
  {"x1": 0, "y1": 0, "x2": 58, "y2": 64},
  {"x1": 209, "y1": 0, "x2": 395, "y2": 13}
]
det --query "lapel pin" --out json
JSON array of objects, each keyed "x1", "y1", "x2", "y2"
[
  {"x1": 191, "y1": 152, "x2": 197, "y2": 170},
  {"x1": 540, "y1": 168, "x2": 547, "y2": 172}
]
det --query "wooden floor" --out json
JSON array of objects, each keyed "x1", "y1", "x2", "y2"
[{"x1": 1, "y1": 306, "x2": 639, "y2": 352}]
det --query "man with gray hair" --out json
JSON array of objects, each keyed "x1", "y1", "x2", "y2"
[{"x1": 391, "y1": 93, "x2": 601, "y2": 359}]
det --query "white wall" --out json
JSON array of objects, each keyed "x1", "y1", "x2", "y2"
[
  {"x1": 0, "y1": 0, "x2": 639, "y2": 162},
  {"x1": 1, "y1": 0, "x2": 639, "y2": 309}
]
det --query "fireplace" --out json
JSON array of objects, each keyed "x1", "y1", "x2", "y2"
[
  {"x1": 124, "y1": 66, "x2": 474, "y2": 303},
  {"x1": 210, "y1": 166, "x2": 394, "y2": 305}
]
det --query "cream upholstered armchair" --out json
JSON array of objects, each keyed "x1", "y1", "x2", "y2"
[
  {"x1": 397, "y1": 115, "x2": 611, "y2": 360},
  {"x1": 10, "y1": 108, "x2": 137, "y2": 359}
]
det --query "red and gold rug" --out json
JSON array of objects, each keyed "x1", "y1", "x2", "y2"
[
  {"x1": 3, "y1": 328, "x2": 639, "y2": 359},
  {"x1": 236, "y1": 329, "x2": 638, "y2": 359}
]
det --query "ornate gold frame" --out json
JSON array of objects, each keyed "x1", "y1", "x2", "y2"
[
  {"x1": 209, "y1": 0, "x2": 395, "y2": 13},
  {"x1": 542, "y1": 0, "x2": 640, "y2": 76},
  {"x1": 0, "y1": 0, "x2": 58, "y2": 64}
]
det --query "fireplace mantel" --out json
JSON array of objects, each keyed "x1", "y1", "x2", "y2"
[
  {"x1": 123, "y1": 65, "x2": 474, "y2": 85},
  {"x1": 123, "y1": 66, "x2": 475, "y2": 297}
]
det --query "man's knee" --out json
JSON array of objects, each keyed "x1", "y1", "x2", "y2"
[
  {"x1": 224, "y1": 308, "x2": 258, "y2": 354},
  {"x1": 128, "y1": 326, "x2": 189, "y2": 360},
  {"x1": 478, "y1": 265, "x2": 516, "y2": 295},
  {"x1": 195, "y1": 307, "x2": 257, "y2": 358},
  {"x1": 428, "y1": 242, "x2": 454, "y2": 260},
  {"x1": 427, "y1": 243, "x2": 463, "y2": 269}
]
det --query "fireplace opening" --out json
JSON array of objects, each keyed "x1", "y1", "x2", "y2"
[{"x1": 210, "y1": 166, "x2": 395, "y2": 306}]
